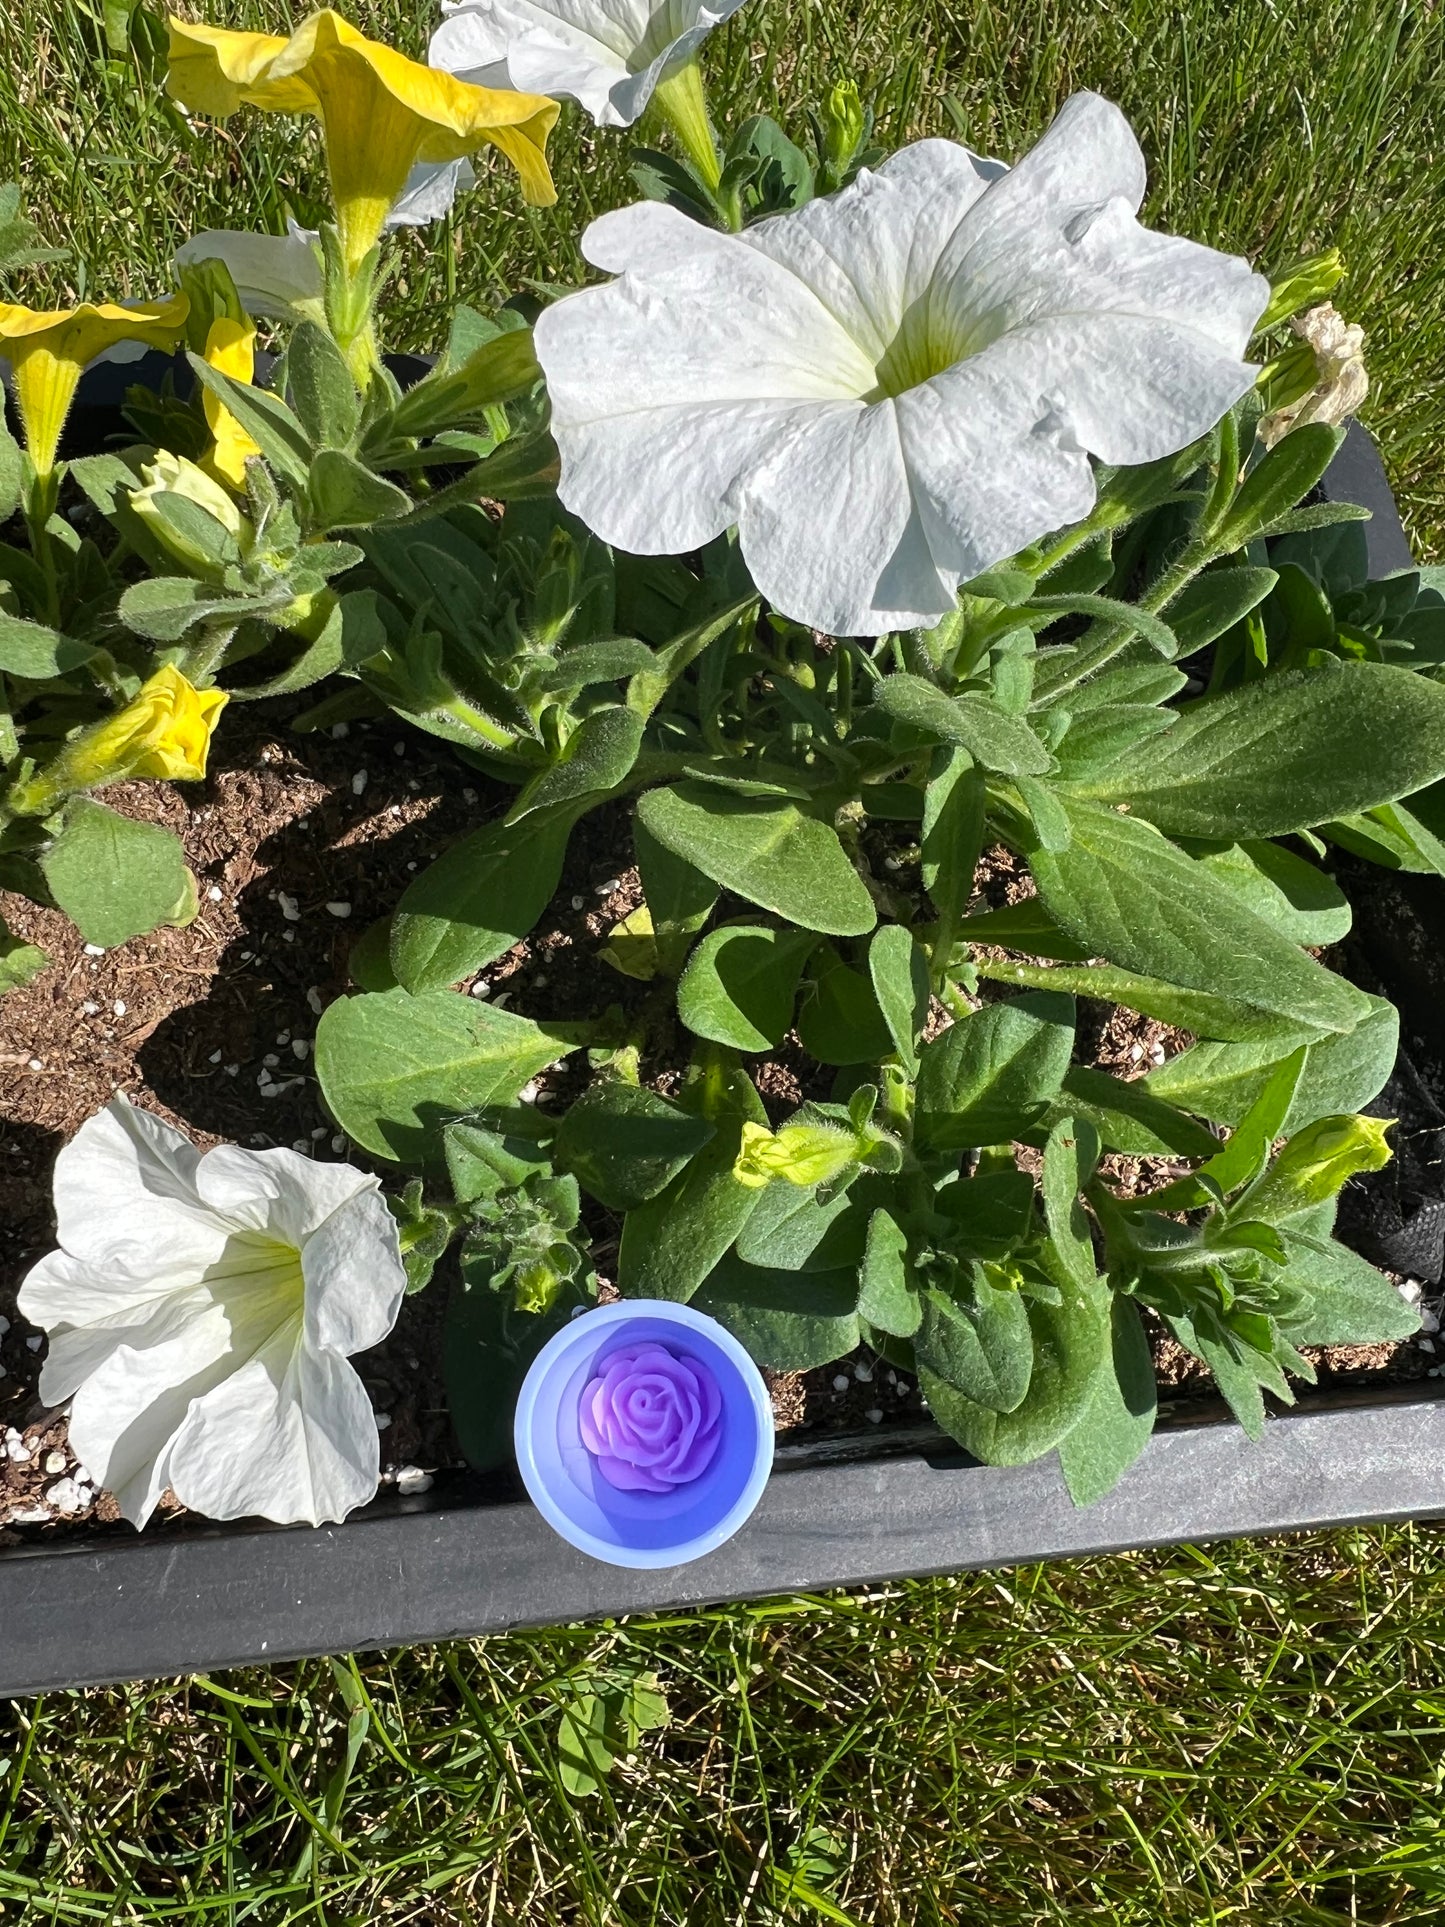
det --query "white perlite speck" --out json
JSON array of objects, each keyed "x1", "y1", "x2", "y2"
[
  {"x1": 326, "y1": 901, "x2": 352, "y2": 919},
  {"x1": 278, "y1": 892, "x2": 301, "y2": 922},
  {"x1": 46, "y1": 1479, "x2": 87, "y2": 1515},
  {"x1": 395, "y1": 1465, "x2": 432, "y2": 1494}
]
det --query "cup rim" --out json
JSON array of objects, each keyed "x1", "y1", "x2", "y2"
[{"x1": 513, "y1": 1299, "x2": 776, "y2": 1569}]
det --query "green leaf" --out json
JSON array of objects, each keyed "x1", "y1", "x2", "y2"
[
  {"x1": 187, "y1": 350, "x2": 313, "y2": 488},
  {"x1": 735, "y1": 1172, "x2": 872, "y2": 1272},
  {"x1": 539, "y1": 638, "x2": 656, "y2": 693},
  {"x1": 287, "y1": 320, "x2": 360, "y2": 449},
  {"x1": 873, "y1": 674, "x2": 1053, "y2": 776},
  {"x1": 1279, "y1": 1233, "x2": 1421, "y2": 1344},
  {"x1": 1192, "y1": 840, "x2": 1351, "y2": 946},
  {"x1": 916, "y1": 1268, "x2": 1034, "y2": 1414},
  {"x1": 868, "y1": 925, "x2": 931, "y2": 1074},
  {"x1": 390, "y1": 804, "x2": 577, "y2": 992},
  {"x1": 39, "y1": 799, "x2": 190, "y2": 949},
  {"x1": 637, "y1": 783, "x2": 875, "y2": 937},
  {"x1": 556, "y1": 1080, "x2": 715, "y2": 1211},
  {"x1": 1038, "y1": 1065, "x2": 1219, "y2": 1160},
  {"x1": 1057, "y1": 1295, "x2": 1157, "y2": 1507},
  {"x1": 0, "y1": 918, "x2": 46, "y2": 993},
  {"x1": 1023, "y1": 592, "x2": 1177, "y2": 657},
  {"x1": 443, "y1": 1118, "x2": 549, "y2": 1204},
  {"x1": 1053, "y1": 706, "x2": 1178, "y2": 782},
  {"x1": 692, "y1": 1257, "x2": 861, "y2": 1370},
  {"x1": 314, "y1": 986, "x2": 581, "y2": 1162},
  {"x1": 857, "y1": 1208, "x2": 920, "y2": 1338},
  {"x1": 557, "y1": 1694, "x2": 613, "y2": 1800},
  {"x1": 1147, "y1": 1048, "x2": 1306, "y2": 1210},
  {"x1": 921, "y1": 1278, "x2": 1109, "y2": 1465},
  {"x1": 385, "y1": 327, "x2": 541, "y2": 442},
  {"x1": 975, "y1": 955, "x2": 1321, "y2": 1047},
  {"x1": 118, "y1": 577, "x2": 283, "y2": 644},
  {"x1": 444, "y1": 1264, "x2": 591, "y2": 1471},
  {"x1": 915, "y1": 992, "x2": 1075, "y2": 1152},
  {"x1": 921, "y1": 749, "x2": 986, "y2": 935},
  {"x1": 1068, "y1": 664, "x2": 1445, "y2": 840},
  {"x1": 635, "y1": 816, "x2": 718, "y2": 977},
  {"x1": 0, "y1": 611, "x2": 94, "y2": 678},
  {"x1": 1028, "y1": 796, "x2": 1370, "y2": 1037},
  {"x1": 0, "y1": 416, "x2": 22, "y2": 525},
  {"x1": 617, "y1": 1067, "x2": 767, "y2": 1302},
  {"x1": 796, "y1": 949, "x2": 893, "y2": 1066},
  {"x1": 1165, "y1": 566, "x2": 1278, "y2": 656},
  {"x1": 508, "y1": 708, "x2": 642, "y2": 821},
  {"x1": 677, "y1": 924, "x2": 818, "y2": 1051},
  {"x1": 1041, "y1": 1116, "x2": 1101, "y2": 1290},
  {"x1": 1213, "y1": 422, "x2": 1343, "y2": 547},
  {"x1": 306, "y1": 448, "x2": 411, "y2": 533},
  {"x1": 934, "y1": 1169, "x2": 1036, "y2": 1260},
  {"x1": 1144, "y1": 997, "x2": 1399, "y2": 1131},
  {"x1": 956, "y1": 898, "x2": 1090, "y2": 962}
]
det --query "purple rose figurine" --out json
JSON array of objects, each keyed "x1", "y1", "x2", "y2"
[
  {"x1": 514, "y1": 1300, "x2": 775, "y2": 1568},
  {"x1": 579, "y1": 1343, "x2": 723, "y2": 1492}
]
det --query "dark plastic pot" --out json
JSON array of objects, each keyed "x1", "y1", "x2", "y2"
[{"x1": 1, "y1": 419, "x2": 1440, "y2": 1699}]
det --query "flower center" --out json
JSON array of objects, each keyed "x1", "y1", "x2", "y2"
[
  {"x1": 206, "y1": 1233, "x2": 307, "y2": 1363},
  {"x1": 864, "y1": 293, "x2": 989, "y2": 403}
]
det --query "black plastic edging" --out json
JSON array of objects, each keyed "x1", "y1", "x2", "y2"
[{"x1": 2, "y1": 1385, "x2": 1443, "y2": 1696}]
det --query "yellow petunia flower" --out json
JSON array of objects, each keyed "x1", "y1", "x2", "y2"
[
  {"x1": 200, "y1": 314, "x2": 263, "y2": 490},
  {"x1": 0, "y1": 295, "x2": 190, "y2": 477},
  {"x1": 166, "y1": 10, "x2": 558, "y2": 272},
  {"x1": 95, "y1": 664, "x2": 230, "y2": 782},
  {"x1": 9, "y1": 666, "x2": 229, "y2": 816}
]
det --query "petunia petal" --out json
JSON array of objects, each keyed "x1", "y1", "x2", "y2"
[
  {"x1": 167, "y1": 1340, "x2": 381, "y2": 1526},
  {"x1": 432, "y1": 0, "x2": 748, "y2": 127},
  {"x1": 174, "y1": 224, "x2": 323, "y2": 319},
  {"x1": 64, "y1": 1296, "x2": 236, "y2": 1526},
  {"x1": 47, "y1": 1096, "x2": 223, "y2": 1266},
  {"x1": 300, "y1": 1185, "x2": 409, "y2": 1357},
  {"x1": 743, "y1": 139, "x2": 998, "y2": 364},
  {"x1": 194, "y1": 1143, "x2": 381, "y2": 1246},
  {"x1": 737, "y1": 400, "x2": 930, "y2": 635}
]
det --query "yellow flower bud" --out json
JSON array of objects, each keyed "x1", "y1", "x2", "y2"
[
  {"x1": 78, "y1": 665, "x2": 229, "y2": 783},
  {"x1": 733, "y1": 1119, "x2": 860, "y2": 1191},
  {"x1": 130, "y1": 451, "x2": 248, "y2": 580},
  {"x1": 9, "y1": 666, "x2": 229, "y2": 815}
]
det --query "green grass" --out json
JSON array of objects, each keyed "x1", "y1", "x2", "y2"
[
  {"x1": 4, "y1": 3, "x2": 1445, "y2": 1920},
  {"x1": 6, "y1": 1529, "x2": 1445, "y2": 1922}
]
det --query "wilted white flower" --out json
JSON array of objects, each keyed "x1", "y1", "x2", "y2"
[
  {"x1": 1259, "y1": 301, "x2": 1368, "y2": 449},
  {"x1": 175, "y1": 219, "x2": 325, "y2": 323},
  {"x1": 535, "y1": 92, "x2": 1270, "y2": 636},
  {"x1": 174, "y1": 160, "x2": 478, "y2": 322},
  {"x1": 430, "y1": 0, "x2": 746, "y2": 129},
  {"x1": 18, "y1": 1097, "x2": 407, "y2": 1528}
]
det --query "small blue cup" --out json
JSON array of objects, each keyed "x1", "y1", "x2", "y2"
[{"x1": 513, "y1": 1299, "x2": 774, "y2": 1569}]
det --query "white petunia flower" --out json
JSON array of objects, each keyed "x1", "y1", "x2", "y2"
[
  {"x1": 429, "y1": 0, "x2": 746, "y2": 130},
  {"x1": 534, "y1": 92, "x2": 1271, "y2": 636},
  {"x1": 18, "y1": 1096, "x2": 408, "y2": 1528}
]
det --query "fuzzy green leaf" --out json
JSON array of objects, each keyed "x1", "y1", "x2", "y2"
[{"x1": 637, "y1": 784, "x2": 875, "y2": 937}]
